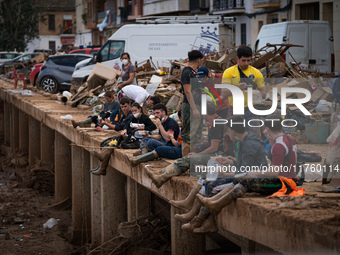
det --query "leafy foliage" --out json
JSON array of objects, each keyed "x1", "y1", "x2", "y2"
[{"x1": 0, "y1": 0, "x2": 45, "y2": 51}]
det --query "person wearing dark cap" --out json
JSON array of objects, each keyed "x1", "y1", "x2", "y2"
[
  {"x1": 197, "y1": 66, "x2": 230, "y2": 118},
  {"x1": 180, "y1": 50, "x2": 204, "y2": 156}
]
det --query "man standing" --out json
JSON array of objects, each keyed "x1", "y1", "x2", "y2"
[
  {"x1": 181, "y1": 50, "x2": 204, "y2": 156},
  {"x1": 222, "y1": 46, "x2": 266, "y2": 131}
]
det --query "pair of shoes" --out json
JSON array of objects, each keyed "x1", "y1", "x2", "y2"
[
  {"x1": 144, "y1": 163, "x2": 184, "y2": 188},
  {"x1": 196, "y1": 183, "x2": 245, "y2": 214}
]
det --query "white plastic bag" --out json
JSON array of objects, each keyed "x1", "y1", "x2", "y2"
[{"x1": 43, "y1": 218, "x2": 58, "y2": 229}]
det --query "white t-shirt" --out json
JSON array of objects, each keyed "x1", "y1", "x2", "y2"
[{"x1": 122, "y1": 85, "x2": 150, "y2": 105}]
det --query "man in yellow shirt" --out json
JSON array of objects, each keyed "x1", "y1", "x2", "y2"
[{"x1": 222, "y1": 46, "x2": 266, "y2": 131}]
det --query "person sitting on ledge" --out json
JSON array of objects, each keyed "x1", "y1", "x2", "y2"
[
  {"x1": 195, "y1": 115, "x2": 304, "y2": 229},
  {"x1": 90, "y1": 97, "x2": 134, "y2": 176},
  {"x1": 71, "y1": 91, "x2": 119, "y2": 128},
  {"x1": 143, "y1": 101, "x2": 230, "y2": 189},
  {"x1": 131, "y1": 109, "x2": 182, "y2": 166},
  {"x1": 119, "y1": 102, "x2": 157, "y2": 137},
  {"x1": 102, "y1": 97, "x2": 134, "y2": 131},
  {"x1": 137, "y1": 103, "x2": 180, "y2": 156}
]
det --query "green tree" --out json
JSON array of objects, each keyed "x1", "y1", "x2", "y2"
[{"x1": 0, "y1": 0, "x2": 45, "y2": 51}]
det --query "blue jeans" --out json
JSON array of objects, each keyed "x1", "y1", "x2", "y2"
[
  {"x1": 140, "y1": 138, "x2": 167, "y2": 152},
  {"x1": 155, "y1": 146, "x2": 182, "y2": 159},
  {"x1": 204, "y1": 177, "x2": 235, "y2": 197}
]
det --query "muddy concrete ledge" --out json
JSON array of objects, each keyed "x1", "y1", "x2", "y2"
[{"x1": 0, "y1": 80, "x2": 339, "y2": 254}]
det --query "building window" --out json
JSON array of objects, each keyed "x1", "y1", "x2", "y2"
[
  {"x1": 272, "y1": 18, "x2": 278, "y2": 23},
  {"x1": 48, "y1": 15, "x2": 55, "y2": 30},
  {"x1": 62, "y1": 15, "x2": 73, "y2": 34},
  {"x1": 258, "y1": 20, "x2": 263, "y2": 32},
  {"x1": 241, "y1": 23, "x2": 246, "y2": 45},
  {"x1": 213, "y1": 0, "x2": 244, "y2": 11}
]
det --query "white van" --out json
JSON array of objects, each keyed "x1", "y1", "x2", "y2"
[
  {"x1": 72, "y1": 21, "x2": 234, "y2": 86},
  {"x1": 254, "y1": 20, "x2": 334, "y2": 73}
]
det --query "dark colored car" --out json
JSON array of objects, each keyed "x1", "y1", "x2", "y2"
[{"x1": 37, "y1": 54, "x2": 92, "y2": 93}]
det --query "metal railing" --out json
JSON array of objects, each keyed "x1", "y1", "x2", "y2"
[{"x1": 213, "y1": 0, "x2": 245, "y2": 11}]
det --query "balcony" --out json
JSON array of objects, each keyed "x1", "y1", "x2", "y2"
[
  {"x1": 213, "y1": 0, "x2": 245, "y2": 14},
  {"x1": 253, "y1": 0, "x2": 280, "y2": 9}
]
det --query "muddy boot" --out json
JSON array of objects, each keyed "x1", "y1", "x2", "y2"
[
  {"x1": 170, "y1": 183, "x2": 202, "y2": 212},
  {"x1": 193, "y1": 214, "x2": 218, "y2": 234},
  {"x1": 181, "y1": 211, "x2": 209, "y2": 233},
  {"x1": 197, "y1": 184, "x2": 246, "y2": 214},
  {"x1": 196, "y1": 183, "x2": 235, "y2": 206},
  {"x1": 182, "y1": 142, "x2": 190, "y2": 157},
  {"x1": 174, "y1": 199, "x2": 201, "y2": 223},
  {"x1": 89, "y1": 164, "x2": 100, "y2": 173},
  {"x1": 131, "y1": 151, "x2": 158, "y2": 166},
  {"x1": 91, "y1": 157, "x2": 109, "y2": 176},
  {"x1": 133, "y1": 150, "x2": 142, "y2": 156},
  {"x1": 92, "y1": 148, "x2": 113, "y2": 162},
  {"x1": 71, "y1": 117, "x2": 92, "y2": 128},
  {"x1": 144, "y1": 163, "x2": 183, "y2": 188}
]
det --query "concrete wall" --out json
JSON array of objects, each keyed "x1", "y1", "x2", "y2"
[{"x1": 143, "y1": 0, "x2": 189, "y2": 16}]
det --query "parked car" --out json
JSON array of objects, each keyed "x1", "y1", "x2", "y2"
[
  {"x1": 0, "y1": 52, "x2": 41, "y2": 74},
  {"x1": 0, "y1": 52, "x2": 22, "y2": 64},
  {"x1": 37, "y1": 54, "x2": 92, "y2": 93},
  {"x1": 69, "y1": 48, "x2": 100, "y2": 55},
  {"x1": 29, "y1": 63, "x2": 44, "y2": 86}
]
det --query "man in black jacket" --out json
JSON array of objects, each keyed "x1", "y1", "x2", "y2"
[{"x1": 90, "y1": 97, "x2": 134, "y2": 175}]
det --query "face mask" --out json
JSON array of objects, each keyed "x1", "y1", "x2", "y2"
[
  {"x1": 122, "y1": 59, "x2": 129, "y2": 65},
  {"x1": 144, "y1": 100, "x2": 148, "y2": 105},
  {"x1": 133, "y1": 112, "x2": 140, "y2": 118}
]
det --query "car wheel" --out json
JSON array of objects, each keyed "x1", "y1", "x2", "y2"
[{"x1": 40, "y1": 76, "x2": 58, "y2": 93}]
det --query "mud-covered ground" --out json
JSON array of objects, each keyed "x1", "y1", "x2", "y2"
[{"x1": 0, "y1": 154, "x2": 80, "y2": 255}]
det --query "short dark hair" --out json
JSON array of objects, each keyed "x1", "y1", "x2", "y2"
[
  {"x1": 264, "y1": 114, "x2": 283, "y2": 132},
  {"x1": 119, "y1": 97, "x2": 131, "y2": 105},
  {"x1": 188, "y1": 50, "x2": 204, "y2": 62},
  {"x1": 177, "y1": 109, "x2": 182, "y2": 119},
  {"x1": 237, "y1": 46, "x2": 253, "y2": 58},
  {"x1": 153, "y1": 103, "x2": 167, "y2": 115},
  {"x1": 228, "y1": 115, "x2": 247, "y2": 134},
  {"x1": 150, "y1": 96, "x2": 161, "y2": 105},
  {"x1": 104, "y1": 91, "x2": 113, "y2": 98},
  {"x1": 207, "y1": 101, "x2": 216, "y2": 116}
]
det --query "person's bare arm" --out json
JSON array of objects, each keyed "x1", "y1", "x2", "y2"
[
  {"x1": 258, "y1": 86, "x2": 266, "y2": 98},
  {"x1": 183, "y1": 84, "x2": 200, "y2": 118},
  {"x1": 118, "y1": 72, "x2": 135, "y2": 89}
]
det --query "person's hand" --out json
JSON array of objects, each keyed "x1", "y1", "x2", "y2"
[
  {"x1": 155, "y1": 118, "x2": 162, "y2": 128},
  {"x1": 193, "y1": 109, "x2": 200, "y2": 118},
  {"x1": 188, "y1": 152, "x2": 196, "y2": 157},
  {"x1": 136, "y1": 126, "x2": 144, "y2": 130},
  {"x1": 120, "y1": 129, "x2": 127, "y2": 136},
  {"x1": 216, "y1": 157, "x2": 233, "y2": 166},
  {"x1": 169, "y1": 133, "x2": 174, "y2": 140},
  {"x1": 238, "y1": 82, "x2": 247, "y2": 90}
]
